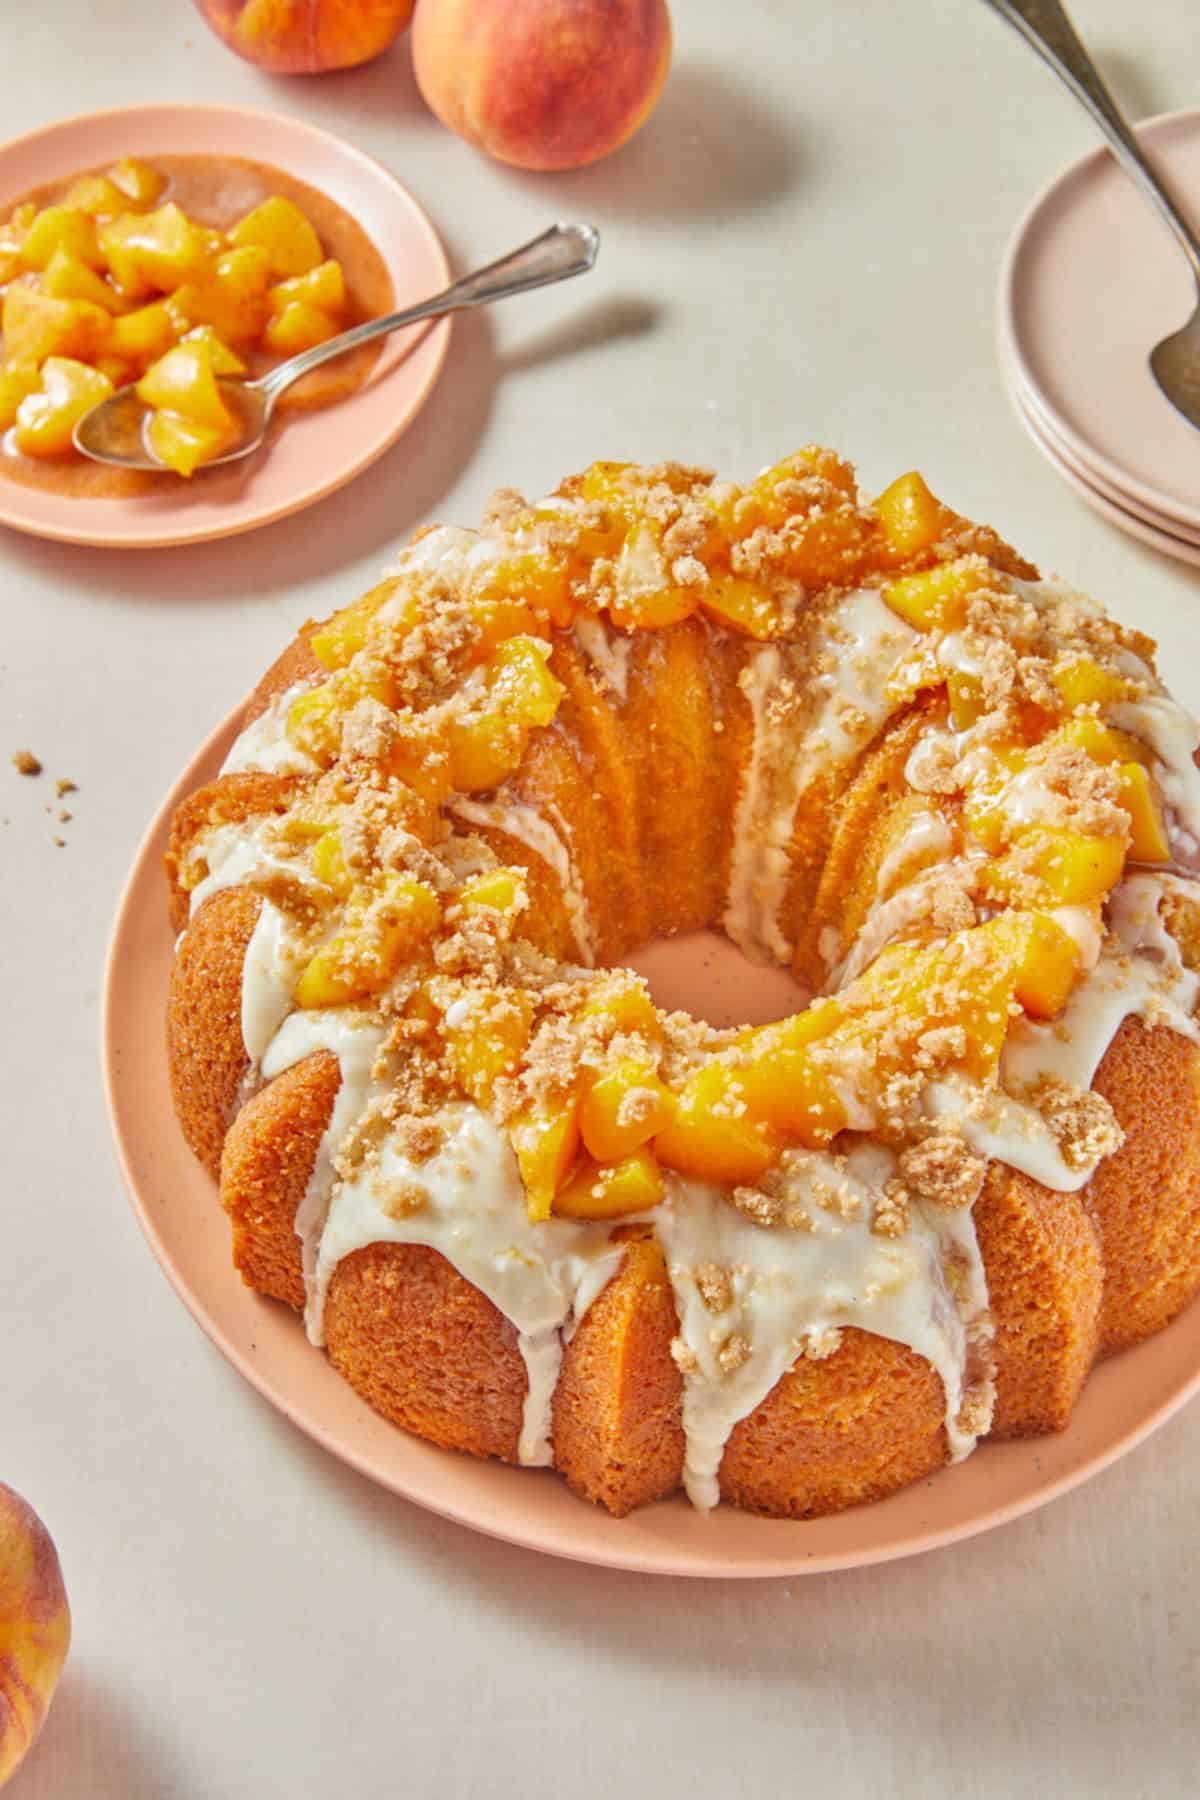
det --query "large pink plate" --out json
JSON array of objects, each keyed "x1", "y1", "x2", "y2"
[
  {"x1": 0, "y1": 104, "x2": 450, "y2": 548},
  {"x1": 102, "y1": 708, "x2": 1200, "y2": 1576},
  {"x1": 998, "y1": 108, "x2": 1200, "y2": 534}
]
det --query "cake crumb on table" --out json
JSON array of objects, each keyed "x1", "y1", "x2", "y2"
[{"x1": 12, "y1": 749, "x2": 41, "y2": 776}]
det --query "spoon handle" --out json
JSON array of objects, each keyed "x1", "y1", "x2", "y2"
[
  {"x1": 256, "y1": 222, "x2": 601, "y2": 400},
  {"x1": 981, "y1": 0, "x2": 1200, "y2": 289}
]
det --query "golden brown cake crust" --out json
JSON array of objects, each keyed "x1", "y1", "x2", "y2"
[
  {"x1": 167, "y1": 886, "x2": 261, "y2": 1178},
  {"x1": 1089, "y1": 1018, "x2": 1200, "y2": 1351},
  {"x1": 718, "y1": 1329, "x2": 948, "y2": 1518},
  {"x1": 324, "y1": 1243, "x2": 528, "y2": 1462}
]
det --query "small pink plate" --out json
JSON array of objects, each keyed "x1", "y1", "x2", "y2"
[
  {"x1": 0, "y1": 104, "x2": 450, "y2": 549},
  {"x1": 102, "y1": 709, "x2": 1200, "y2": 1577},
  {"x1": 1006, "y1": 347, "x2": 1200, "y2": 541},
  {"x1": 1000, "y1": 344, "x2": 1200, "y2": 568},
  {"x1": 999, "y1": 108, "x2": 1200, "y2": 534}
]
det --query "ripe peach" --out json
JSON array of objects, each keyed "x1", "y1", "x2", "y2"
[
  {"x1": 0, "y1": 1484, "x2": 70, "y2": 1789},
  {"x1": 412, "y1": 0, "x2": 673, "y2": 171},
  {"x1": 193, "y1": 0, "x2": 416, "y2": 74}
]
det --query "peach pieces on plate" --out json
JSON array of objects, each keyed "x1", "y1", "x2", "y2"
[
  {"x1": 0, "y1": 1482, "x2": 70, "y2": 1790},
  {"x1": 0, "y1": 164, "x2": 351, "y2": 476}
]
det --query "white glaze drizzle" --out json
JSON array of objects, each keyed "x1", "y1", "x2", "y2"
[
  {"x1": 219, "y1": 683, "x2": 319, "y2": 778},
  {"x1": 724, "y1": 589, "x2": 920, "y2": 963},
  {"x1": 656, "y1": 1149, "x2": 990, "y2": 1509},
  {"x1": 449, "y1": 795, "x2": 596, "y2": 965},
  {"x1": 572, "y1": 615, "x2": 633, "y2": 699},
  {"x1": 312, "y1": 1105, "x2": 627, "y2": 1463}
]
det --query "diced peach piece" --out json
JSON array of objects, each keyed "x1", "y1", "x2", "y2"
[
  {"x1": 227, "y1": 196, "x2": 323, "y2": 279},
  {"x1": 579, "y1": 980, "x2": 662, "y2": 1043},
  {"x1": 309, "y1": 578, "x2": 402, "y2": 669},
  {"x1": 579, "y1": 460, "x2": 642, "y2": 532},
  {"x1": 108, "y1": 157, "x2": 166, "y2": 206},
  {"x1": 60, "y1": 174, "x2": 128, "y2": 219},
  {"x1": 181, "y1": 325, "x2": 246, "y2": 375},
  {"x1": 99, "y1": 203, "x2": 213, "y2": 295},
  {"x1": 447, "y1": 635, "x2": 565, "y2": 791},
  {"x1": 145, "y1": 409, "x2": 232, "y2": 477},
  {"x1": 40, "y1": 245, "x2": 122, "y2": 312},
  {"x1": 13, "y1": 356, "x2": 113, "y2": 457},
  {"x1": 263, "y1": 299, "x2": 340, "y2": 357},
  {"x1": 457, "y1": 867, "x2": 526, "y2": 916},
  {"x1": 444, "y1": 989, "x2": 534, "y2": 1104},
  {"x1": 311, "y1": 827, "x2": 351, "y2": 895},
  {"x1": 110, "y1": 298, "x2": 179, "y2": 367},
  {"x1": 0, "y1": 361, "x2": 41, "y2": 429},
  {"x1": 269, "y1": 258, "x2": 346, "y2": 317},
  {"x1": 699, "y1": 572, "x2": 789, "y2": 640},
  {"x1": 470, "y1": 549, "x2": 575, "y2": 628},
  {"x1": 136, "y1": 342, "x2": 232, "y2": 429},
  {"x1": 609, "y1": 521, "x2": 700, "y2": 630},
  {"x1": 286, "y1": 682, "x2": 348, "y2": 763},
  {"x1": 0, "y1": 1482, "x2": 71, "y2": 1790},
  {"x1": 995, "y1": 911, "x2": 1082, "y2": 1019},
  {"x1": 883, "y1": 557, "x2": 987, "y2": 632},
  {"x1": 655, "y1": 1063, "x2": 783, "y2": 1184},
  {"x1": 295, "y1": 874, "x2": 441, "y2": 1007},
  {"x1": 579, "y1": 1060, "x2": 674, "y2": 1163},
  {"x1": 947, "y1": 669, "x2": 986, "y2": 730},
  {"x1": 2, "y1": 283, "x2": 111, "y2": 364},
  {"x1": 168, "y1": 245, "x2": 272, "y2": 345},
  {"x1": 20, "y1": 205, "x2": 102, "y2": 271},
  {"x1": 1116, "y1": 761, "x2": 1170, "y2": 863},
  {"x1": 875, "y1": 469, "x2": 945, "y2": 559},
  {"x1": 0, "y1": 201, "x2": 35, "y2": 247},
  {"x1": 984, "y1": 827, "x2": 1128, "y2": 907},
  {"x1": 554, "y1": 1147, "x2": 665, "y2": 1219},
  {"x1": 737, "y1": 1043, "x2": 846, "y2": 1148},
  {"x1": 1052, "y1": 657, "x2": 1133, "y2": 709},
  {"x1": 1051, "y1": 715, "x2": 1150, "y2": 767},
  {"x1": 512, "y1": 1101, "x2": 581, "y2": 1223}
]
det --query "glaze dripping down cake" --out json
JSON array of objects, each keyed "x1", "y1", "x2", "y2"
[{"x1": 165, "y1": 450, "x2": 1200, "y2": 1516}]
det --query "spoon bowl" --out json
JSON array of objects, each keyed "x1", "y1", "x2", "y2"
[
  {"x1": 74, "y1": 221, "x2": 600, "y2": 474},
  {"x1": 75, "y1": 377, "x2": 271, "y2": 470}
]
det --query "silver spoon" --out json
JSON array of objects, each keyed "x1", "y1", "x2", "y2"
[
  {"x1": 73, "y1": 221, "x2": 600, "y2": 472},
  {"x1": 982, "y1": 0, "x2": 1200, "y2": 431}
]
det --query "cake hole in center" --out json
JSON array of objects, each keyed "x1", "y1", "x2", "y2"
[{"x1": 624, "y1": 930, "x2": 812, "y2": 1031}]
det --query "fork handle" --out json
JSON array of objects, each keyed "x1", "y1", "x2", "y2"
[{"x1": 981, "y1": 0, "x2": 1200, "y2": 289}]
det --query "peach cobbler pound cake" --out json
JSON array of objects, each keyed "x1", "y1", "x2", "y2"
[{"x1": 165, "y1": 450, "x2": 1200, "y2": 1518}]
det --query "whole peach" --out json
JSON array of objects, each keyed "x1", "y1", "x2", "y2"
[
  {"x1": 412, "y1": 0, "x2": 673, "y2": 171},
  {"x1": 193, "y1": 0, "x2": 416, "y2": 73},
  {"x1": 0, "y1": 1485, "x2": 70, "y2": 1791}
]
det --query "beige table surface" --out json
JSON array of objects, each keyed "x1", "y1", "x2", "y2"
[{"x1": 4, "y1": 1, "x2": 1199, "y2": 1795}]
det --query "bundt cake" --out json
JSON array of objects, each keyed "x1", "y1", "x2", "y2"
[{"x1": 164, "y1": 450, "x2": 1200, "y2": 1517}]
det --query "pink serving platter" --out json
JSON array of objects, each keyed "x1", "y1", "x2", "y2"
[
  {"x1": 0, "y1": 103, "x2": 450, "y2": 548},
  {"x1": 102, "y1": 706, "x2": 1200, "y2": 1576}
]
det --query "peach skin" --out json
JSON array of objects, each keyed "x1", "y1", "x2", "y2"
[
  {"x1": 412, "y1": 0, "x2": 673, "y2": 171},
  {"x1": 193, "y1": 0, "x2": 416, "y2": 73},
  {"x1": 0, "y1": 1484, "x2": 70, "y2": 1790}
]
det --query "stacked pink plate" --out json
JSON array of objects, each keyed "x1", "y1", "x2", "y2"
[{"x1": 998, "y1": 109, "x2": 1200, "y2": 566}]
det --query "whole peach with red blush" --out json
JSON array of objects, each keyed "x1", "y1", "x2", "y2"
[
  {"x1": 0, "y1": 1484, "x2": 70, "y2": 1790},
  {"x1": 412, "y1": 0, "x2": 673, "y2": 171},
  {"x1": 193, "y1": 0, "x2": 416, "y2": 73}
]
